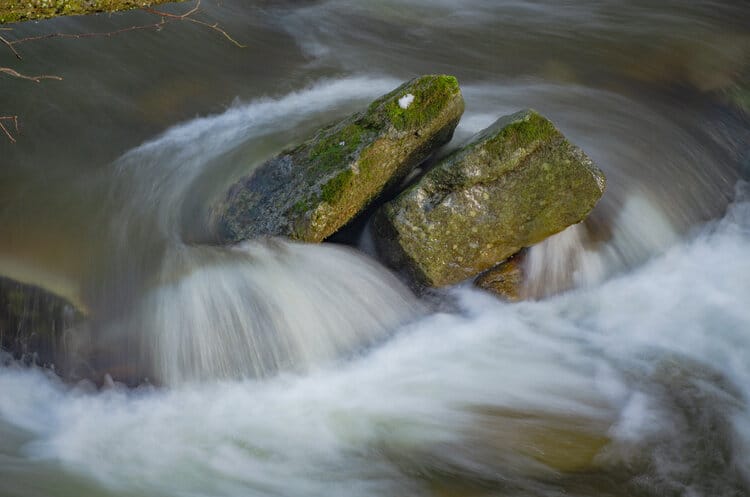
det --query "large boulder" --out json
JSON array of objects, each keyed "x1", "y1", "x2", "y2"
[
  {"x1": 374, "y1": 109, "x2": 606, "y2": 287},
  {"x1": 0, "y1": 276, "x2": 84, "y2": 368},
  {"x1": 211, "y1": 75, "x2": 465, "y2": 243}
]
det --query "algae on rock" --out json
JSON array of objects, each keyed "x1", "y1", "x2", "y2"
[
  {"x1": 374, "y1": 109, "x2": 606, "y2": 288},
  {"x1": 211, "y1": 75, "x2": 465, "y2": 244}
]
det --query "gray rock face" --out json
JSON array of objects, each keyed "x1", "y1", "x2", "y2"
[
  {"x1": 211, "y1": 75, "x2": 465, "y2": 243},
  {"x1": 0, "y1": 276, "x2": 84, "y2": 368},
  {"x1": 374, "y1": 109, "x2": 606, "y2": 288}
]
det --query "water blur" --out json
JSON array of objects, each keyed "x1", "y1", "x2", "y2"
[{"x1": 1, "y1": 0, "x2": 749, "y2": 496}]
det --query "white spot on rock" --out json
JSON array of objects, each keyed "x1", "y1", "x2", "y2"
[{"x1": 398, "y1": 93, "x2": 415, "y2": 109}]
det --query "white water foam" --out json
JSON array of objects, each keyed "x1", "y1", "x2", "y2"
[
  {"x1": 127, "y1": 241, "x2": 422, "y2": 385},
  {"x1": 1, "y1": 184, "x2": 748, "y2": 496}
]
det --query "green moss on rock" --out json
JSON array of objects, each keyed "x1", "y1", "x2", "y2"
[
  {"x1": 0, "y1": 0, "x2": 184, "y2": 23},
  {"x1": 309, "y1": 124, "x2": 364, "y2": 173},
  {"x1": 374, "y1": 109, "x2": 606, "y2": 287},
  {"x1": 382, "y1": 75, "x2": 461, "y2": 131},
  {"x1": 321, "y1": 169, "x2": 354, "y2": 204},
  {"x1": 212, "y1": 75, "x2": 465, "y2": 244}
]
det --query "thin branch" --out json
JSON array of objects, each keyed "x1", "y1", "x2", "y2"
[
  {"x1": 145, "y1": 1, "x2": 201, "y2": 19},
  {"x1": 1, "y1": 0, "x2": 244, "y2": 143},
  {"x1": 143, "y1": 0, "x2": 245, "y2": 48},
  {"x1": 0, "y1": 34, "x2": 20, "y2": 59},
  {"x1": 0, "y1": 67, "x2": 62, "y2": 82},
  {"x1": 0, "y1": 116, "x2": 19, "y2": 143},
  {"x1": 3, "y1": 0, "x2": 244, "y2": 55},
  {"x1": 5, "y1": 19, "x2": 168, "y2": 47}
]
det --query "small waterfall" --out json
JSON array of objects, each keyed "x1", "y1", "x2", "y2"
[
  {"x1": 522, "y1": 192, "x2": 680, "y2": 298},
  {"x1": 118, "y1": 241, "x2": 421, "y2": 385}
]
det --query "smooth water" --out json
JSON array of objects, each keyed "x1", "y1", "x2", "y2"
[{"x1": 1, "y1": 0, "x2": 749, "y2": 495}]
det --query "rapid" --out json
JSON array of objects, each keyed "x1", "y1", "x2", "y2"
[{"x1": 1, "y1": 1, "x2": 749, "y2": 496}]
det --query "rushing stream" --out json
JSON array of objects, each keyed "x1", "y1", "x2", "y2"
[{"x1": 1, "y1": 1, "x2": 750, "y2": 496}]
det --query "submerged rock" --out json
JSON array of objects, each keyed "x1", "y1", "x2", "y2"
[
  {"x1": 0, "y1": 276, "x2": 84, "y2": 368},
  {"x1": 725, "y1": 78, "x2": 750, "y2": 115},
  {"x1": 211, "y1": 75, "x2": 465, "y2": 243},
  {"x1": 374, "y1": 110, "x2": 606, "y2": 287}
]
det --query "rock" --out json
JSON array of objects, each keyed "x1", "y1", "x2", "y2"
[
  {"x1": 724, "y1": 78, "x2": 750, "y2": 115},
  {"x1": 374, "y1": 109, "x2": 606, "y2": 288},
  {"x1": 211, "y1": 75, "x2": 465, "y2": 243},
  {"x1": 0, "y1": 276, "x2": 84, "y2": 368},
  {"x1": 474, "y1": 251, "x2": 526, "y2": 302}
]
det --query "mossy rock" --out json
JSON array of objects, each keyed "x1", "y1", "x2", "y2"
[
  {"x1": 0, "y1": 276, "x2": 84, "y2": 367},
  {"x1": 211, "y1": 75, "x2": 465, "y2": 243},
  {"x1": 374, "y1": 110, "x2": 606, "y2": 287},
  {"x1": 0, "y1": 0, "x2": 184, "y2": 23}
]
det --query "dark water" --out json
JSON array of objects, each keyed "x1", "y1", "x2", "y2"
[{"x1": 1, "y1": 1, "x2": 749, "y2": 496}]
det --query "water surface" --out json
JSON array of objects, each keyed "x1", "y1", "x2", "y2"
[{"x1": 1, "y1": 1, "x2": 749, "y2": 495}]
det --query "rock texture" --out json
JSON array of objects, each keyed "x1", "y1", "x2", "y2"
[
  {"x1": 0, "y1": 276, "x2": 83, "y2": 367},
  {"x1": 473, "y1": 251, "x2": 526, "y2": 302},
  {"x1": 374, "y1": 109, "x2": 606, "y2": 287},
  {"x1": 211, "y1": 75, "x2": 465, "y2": 243}
]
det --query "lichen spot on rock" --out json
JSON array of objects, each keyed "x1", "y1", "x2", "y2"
[{"x1": 398, "y1": 94, "x2": 415, "y2": 109}]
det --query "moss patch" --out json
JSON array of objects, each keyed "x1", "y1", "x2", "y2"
[
  {"x1": 483, "y1": 110, "x2": 558, "y2": 158},
  {"x1": 0, "y1": 0, "x2": 184, "y2": 23},
  {"x1": 384, "y1": 75, "x2": 461, "y2": 131},
  {"x1": 292, "y1": 196, "x2": 315, "y2": 214},
  {"x1": 321, "y1": 169, "x2": 354, "y2": 204},
  {"x1": 309, "y1": 123, "x2": 364, "y2": 173}
]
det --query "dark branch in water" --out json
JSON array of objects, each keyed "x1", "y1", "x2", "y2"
[
  {"x1": 3, "y1": 19, "x2": 169, "y2": 53},
  {"x1": 0, "y1": 33, "x2": 21, "y2": 59},
  {"x1": 0, "y1": 116, "x2": 19, "y2": 143},
  {"x1": 142, "y1": 0, "x2": 246, "y2": 48},
  {"x1": 0, "y1": 67, "x2": 63, "y2": 82},
  {"x1": 2, "y1": 0, "x2": 244, "y2": 57}
]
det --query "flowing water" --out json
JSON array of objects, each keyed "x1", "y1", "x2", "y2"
[{"x1": 1, "y1": 1, "x2": 750, "y2": 496}]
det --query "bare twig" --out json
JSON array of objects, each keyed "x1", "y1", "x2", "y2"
[
  {"x1": 6, "y1": 19, "x2": 168, "y2": 48},
  {"x1": 1, "y1": 0, "x2": 245, "y2": 143},
  {"x1": 3, "y1": 0, "x2": 244, "y2": 56},
  {"x1": 0, "y1": 34, "x2": 20, "y2": 59},
  {"x1": 143, "y1": 0, "x2": 245, "y2": 48},
  {"x1": 0, "y1": 116, "x2": 19, "y2": 143},
  {"x1": 0, "y1": 67, "x2": 62, "y2": 82}
]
